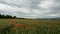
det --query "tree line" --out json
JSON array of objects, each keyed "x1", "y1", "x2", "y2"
[{"x1": 0, "y1": 14, "x2": 16, "y2": 19}]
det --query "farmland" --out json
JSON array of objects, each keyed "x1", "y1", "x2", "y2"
[{"x1": 0, "y1": 19, "x2": 60, "y2": 34}]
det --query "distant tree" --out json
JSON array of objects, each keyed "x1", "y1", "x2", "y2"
[
  {"x1": 0, "y1": 14, "x2": 17, "y2": 19},
  {"x1": 2, "y1": 14, "x2": 5, "y2": 18},
  {"x1": 6, "y1": 15, "x2": 12, "y2": 18},
  {"x1": 13, "y1": 16, "x2": 16, "y2": 19}
]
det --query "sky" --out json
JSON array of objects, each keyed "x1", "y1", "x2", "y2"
[{"x1": 0, "y1": 0, "x2": 60, "y2": 18}]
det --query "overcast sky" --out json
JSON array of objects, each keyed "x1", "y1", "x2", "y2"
[{"x1": 0, "y1": 0, "x2": 60, "y2": 18}]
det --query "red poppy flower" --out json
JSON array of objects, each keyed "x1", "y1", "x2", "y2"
[
  {"x1": 16, "y1": 23, "x2": 21, "y2": 27},
  {"x1": 16, "y1": 23, "x2": 26, "y2": 28}
]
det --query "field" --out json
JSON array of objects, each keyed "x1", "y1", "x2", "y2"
[{"x1": 0, "y1": 19, "x2": 60, "y2": 34}]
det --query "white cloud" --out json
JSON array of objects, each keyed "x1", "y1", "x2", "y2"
[
  {"x1": 38, "y1": 0, "x2": 54, "y2": 9},
  {"x1": 48, "y1": 14, "x2": 57, "y2": 16},
  {"x1": 48, "y1": 13, "x2": 60, "y2": 16}
]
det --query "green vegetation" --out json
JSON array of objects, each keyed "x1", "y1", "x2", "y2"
[{"x1": 0, "y1": 19, "x2": 60, "y2": 34}]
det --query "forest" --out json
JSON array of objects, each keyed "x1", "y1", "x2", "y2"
[{"x1": 0, "y1": 14, "x2": 16, "y2": 19}]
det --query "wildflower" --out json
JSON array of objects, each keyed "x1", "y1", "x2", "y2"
[
  {"x1": 12, "y1": 27, "x2": 16, "y2": 31},
  {"x1": 16, "y1": 23, "x2": 21, "y2": 27},
  {"x1": 46, "y1": 23, "x2": 52, "y2": 27},
  {"x1": 9, "y1": 21, "x2": 15, "y2": 27},
  {"x1": 21, "y1": 24, "x2": 26, "y2": 28},
  {"x1": 16, "y1": 23, "x2": 26, "y2": 28},
  {"x1": 28, "y1": 25, "x2": 32, "y2": 28},
  {"x1": 9, "y1": 21, "x2": 14, "y2": 25}
]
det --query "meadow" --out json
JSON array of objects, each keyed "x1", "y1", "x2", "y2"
[{"x1": 0, "y1": 19, "x2": 60, "y2": 34}]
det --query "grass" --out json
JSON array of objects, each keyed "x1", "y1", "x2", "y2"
[{"x1": 0, "y1": 19, "x2": 60, "y2": 34}]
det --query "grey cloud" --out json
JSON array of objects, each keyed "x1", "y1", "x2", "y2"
[
  {"x1": 48, "y1": 1, "x2": 60, "y2": 14},
  {"x1": 0, "y1": 0, "x2": 60, "y2": 18},
  {"x1": 29, "y1": 0, "x2": 41, "y2": 9},
  {"x1": 0, "y1": 9, "x2": 12, "y2": 15},
  {"x1": 0, "y1": 0, "x2": 22, "y2": 7},
  {"x1": 0, "y1": 0, "x2": 42, "y2": 9},
  {"x1": 41, "y1": 0, "x2": 60, "y2": 16},
  {"x1": 54, "y1": 0, "x2": 60, "y2": 2}
]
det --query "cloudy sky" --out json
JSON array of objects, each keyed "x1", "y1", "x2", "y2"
[{"x1": 0, "y1": 0, "x2": 60, "y2": 18}]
